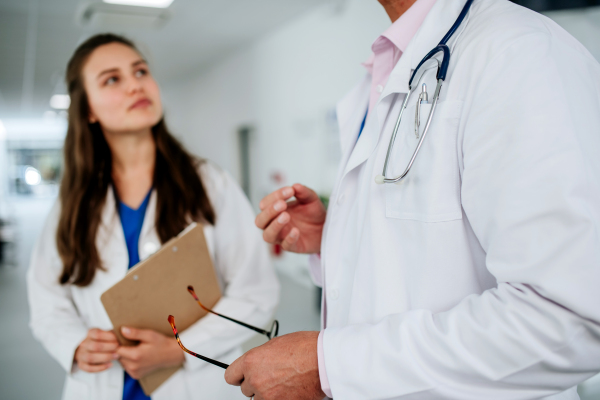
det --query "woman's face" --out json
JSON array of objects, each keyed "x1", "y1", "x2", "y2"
[{"x1": 82, "y1": 42, "x2": 162, "y2": 134}]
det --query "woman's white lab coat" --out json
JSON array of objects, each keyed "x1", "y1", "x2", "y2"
[
  {"x1": 315, "y1": 0, "x2": 600, "y2": 399},
  {"x1": 27, "y1": 162, "x2": 279, "y2": 400}
]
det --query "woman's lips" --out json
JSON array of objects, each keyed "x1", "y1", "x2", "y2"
[{"x1": 129, "y1": 98, "x2": 152, "y2": 110}]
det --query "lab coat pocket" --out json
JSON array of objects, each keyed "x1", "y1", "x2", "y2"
[{"x1": 385, "y1": 101, "x2": 462, "y2": 222}]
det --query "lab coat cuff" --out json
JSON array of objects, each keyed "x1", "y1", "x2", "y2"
[
  {"x1": 308, "y1": 254, "x2": 323, "y2": 287},
  {"x1": 60, "y1": 328, "x2": 89, "y2": 374},
  {"x1": 318, "y1": 330, "x2": 333, "y2": 398}
]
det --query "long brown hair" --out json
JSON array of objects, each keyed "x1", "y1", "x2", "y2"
[{"x1": 57, "y1": 34, "x2": 215, "y2": 287}]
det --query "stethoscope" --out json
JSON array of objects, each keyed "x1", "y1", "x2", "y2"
[{"x1": 375, "y1": 0, "x2": 474, "y2": 184}]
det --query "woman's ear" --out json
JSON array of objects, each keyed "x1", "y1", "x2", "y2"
[{"x1": 89, "y1": 111, "x2": 97, "y2": 124}]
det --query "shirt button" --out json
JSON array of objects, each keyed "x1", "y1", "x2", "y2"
[
  {"x1": 143, "y1": 242, "x2": 158, "y2": 255},
  {"x1": 330, "y1": 288, "x2": 339, "y2": 300},
  {"x1": 337, "y1": 194, "x2": 346, "y2": 205},
  {"x1": 376, "y1": 84, "x2": 384, "y2": 93}
]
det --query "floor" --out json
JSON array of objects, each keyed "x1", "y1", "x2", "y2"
[{"x1": 0, "y1": 196, "x2": 599, "y2": 400}]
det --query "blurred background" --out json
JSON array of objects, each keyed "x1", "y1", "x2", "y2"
[{"x1": 0, "y1": 0, "x2": 599, "y2": 398}]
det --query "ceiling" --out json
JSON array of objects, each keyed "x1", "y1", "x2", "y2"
[{"x1": 0, "y1": 0, "x2": 328, "y2": 119}]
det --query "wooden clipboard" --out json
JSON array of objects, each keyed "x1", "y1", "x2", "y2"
[{"x1": 101, "y1": 223, "x2": 222, "y2": 395}]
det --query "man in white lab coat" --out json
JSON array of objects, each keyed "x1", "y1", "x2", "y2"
[{"x1": 225, "y1": 0, "x2": 600, "y2": 399}]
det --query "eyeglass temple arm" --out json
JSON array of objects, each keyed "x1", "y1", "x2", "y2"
[
  {"x1": 188, "y1": 286, "x2": 277, "y2": 339},
  {"x1": 168, "y1": 315, "x2": 229, "y2": 369}
]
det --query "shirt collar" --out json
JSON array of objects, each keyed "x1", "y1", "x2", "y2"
[{"x1": 363, "y1": 0, "x2": 437, "y2": 71}]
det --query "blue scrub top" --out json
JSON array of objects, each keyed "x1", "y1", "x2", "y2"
[
  {"x1": 118, "y1": 189, "x2": 153, "y2": 400},
  {"x1": 357, "y1": 107, "x2": 368, "y2": 140}
]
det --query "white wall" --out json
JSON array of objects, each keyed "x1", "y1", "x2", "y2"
[
  {"x1": 544, "y1": 6, "x2": 600, "y2": 62},
  {"x1": 162, "y1": 0, "x2": 389, "y2": 205}
]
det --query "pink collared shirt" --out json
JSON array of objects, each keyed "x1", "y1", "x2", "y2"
[{"x1": 316, "y1": 0, "x2": 437, "y2": 397}]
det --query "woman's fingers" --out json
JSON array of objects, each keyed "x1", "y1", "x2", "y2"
[
  {"x1": 84, "y1": 339, "x2": 119, "y2": 353},
  {"x1": 81, "y1": 350, "x2": 118, "y2": 364},
  {"x1": 78, "y1": 362, "x2": 113, "y2": 373},
  {"x1": 88, "y1": 328, "x2": 119, "y2": 343}
]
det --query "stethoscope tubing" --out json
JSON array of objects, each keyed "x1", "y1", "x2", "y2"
[{"x1": 377, "y1": 0, "x2": 474, "y2": 185}]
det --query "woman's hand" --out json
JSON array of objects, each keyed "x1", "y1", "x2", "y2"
[
  {"x1": 117, "y1": 326, "x2": 185, "y2": 380},
  {"x1": 255, "y1": 184, "x2": 326, "y2": 254},
  {"x1": 74, "y1": 328, "x2": 120, "y2": 373}
]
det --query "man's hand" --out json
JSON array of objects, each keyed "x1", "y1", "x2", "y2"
[
  {"x1": 225, "y1": 331, "x2": 325, "y2": 400},
  {"x1": 256, "y1": 184, "x2": 326, "y2": 254},
  {"x1": 74, "y1": 328, "x2": 120, "y2": 373},
  {"x1": 116, "y1": 326, "x2": 185, "y2": 380}
]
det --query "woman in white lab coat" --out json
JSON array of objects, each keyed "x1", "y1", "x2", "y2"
[{"x1": 27, "y1": 34, "x2": 279, "y2": 400}]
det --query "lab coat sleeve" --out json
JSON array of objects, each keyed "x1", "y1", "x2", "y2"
[
  {"x1": 323, "y1": 32, "x2": 600, "y2": 399},
  {"x1": 27, "y1": 203, "x2": 89, "y2": 373},
  {"x1": 178, "y1": 163, "x2": 280, "y2": 371}
]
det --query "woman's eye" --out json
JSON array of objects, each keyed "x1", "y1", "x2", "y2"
[
  {"x1": 105, "y1": 76, "x2": 118, "y2": 86},
  {"x1": 135, "y1": 69, "x2": 148, "y2": 78}
]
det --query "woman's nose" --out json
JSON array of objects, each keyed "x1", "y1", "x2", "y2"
[{"x1": 126, "y1": 77, "x2": 143, "y2": 94}]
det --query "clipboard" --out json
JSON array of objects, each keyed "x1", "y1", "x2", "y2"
[{"x1": 101, "y1": 222, "x2": 222, "y2": 395}]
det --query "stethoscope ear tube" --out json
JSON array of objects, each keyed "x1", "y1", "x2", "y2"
[
  {"x1": 409, "y1": 45, "x2": 450, "y2": 86},
  {"x1": 376, "y1": 0, "x2": 473, "y2": 185}
]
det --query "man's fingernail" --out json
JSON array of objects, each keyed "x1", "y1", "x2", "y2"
[
  {"x1": 282, "y1": 187, "x2": 293, "y2": 197},
  {"x1": 278, "y1": 213, "x2": 289, "y2": 224},
  {"x1": 290, "y1": 229, "x2": 299, "y2": 239},
  {"x1": 122, "y1": 327, "x2": 130, "y2": 334},
  {"x1": 274, "y1": 201, "x2": 284, "y2": 212}
]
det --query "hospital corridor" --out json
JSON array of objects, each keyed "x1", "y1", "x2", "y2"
[{"x1": 1, "y1": 0, "x2": 600, "y2": 399}]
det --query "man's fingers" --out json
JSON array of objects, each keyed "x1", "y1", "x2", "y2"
[
  {"x1": 291, "y1": 183, "x2": 319, "y2": 204},
  {"x1": 240, "y1": 380, "x2": 256, "y2": 398},
  {"x1": 258, "y1": 187, "x2": 295, "y2": 211},
  {"x1": 255, "y1": 199, "x2": 288, "y2": 230},
  {"x1": 224, "y1": 356, "x2": 245, "y2": 386},
  {"x1": 262, "y1": 212, "x2": 291, "y2": 244},
  {"x1": 78, "y1": 362, "x2": 112, "y2": 373},
  {"x1": 88, "y1": 328, "x2": 119, "y2": 343},
  {"x1": 280, "y1": 228, "x2": 300, "y2": 251}
]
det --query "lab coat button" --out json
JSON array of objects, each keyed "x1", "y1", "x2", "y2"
[
  {"x1": 330, "y1": 288, "x2": 339, "y2": 300},
  {"x1": 143, "y1": 242, "x2": 158, "y2": 255},
  {"x1": 377, "y1": 84, "x2": 384, "y2": 93}
]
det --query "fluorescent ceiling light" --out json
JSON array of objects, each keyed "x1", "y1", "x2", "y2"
[
  {"x1": 50, "y1": 94, "x2": 70, "y2": 110},
  {"x1": 25, "y1": 166, "x2": 42, "y2": 186},
  {"x1": 103, "y1": 0, "x2": 174, "y2": 8}
]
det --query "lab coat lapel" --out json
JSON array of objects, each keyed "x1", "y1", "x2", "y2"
[{"x1": 336, "y1": 75, "x2": 370, "y2": 158}]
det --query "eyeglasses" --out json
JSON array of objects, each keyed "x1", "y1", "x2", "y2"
[{"x1": 168, "y1": 285, "x2": 280, "y2": 369}]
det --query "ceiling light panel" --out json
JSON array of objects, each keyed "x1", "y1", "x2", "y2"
[{"x1": 103, "y1": 0, "x2": 174, "y2": 8}]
